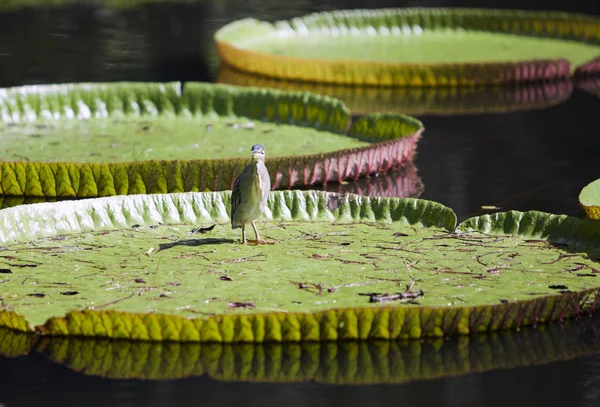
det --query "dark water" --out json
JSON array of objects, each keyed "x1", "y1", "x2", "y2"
[{"x1": 1, "y1": 1, "x2": 600, "y2": 406}]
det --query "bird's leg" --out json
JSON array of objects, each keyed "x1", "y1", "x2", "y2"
[
  {"x1": 251, "y1": 221, "x2": 264, "y2": 244},
  {"x1": 241, "y1": 225, "x2": 247, "y2": 245}
]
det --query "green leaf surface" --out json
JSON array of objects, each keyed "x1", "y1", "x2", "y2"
[
  {"x1": 0, "y1": 117, "x2": 367, "y2": 163},
  {"x1": 239, "y1": 29, "x2": 598, "y2": 68},
  {"x1": 457, "y1": 209, "x2": 600, "y2": 250},
  {"x1": 1, "y1": 191, "x2": 600, "y2": 342},
  {"x1": 579, "y1": 178, "x2": 600, "y2": 220},
  {"x1": 216, "y1": 8, "x2": 600, "y2": 86},
  {"x1": 0, "y1": 82, "x2": 357, "y2": 162}
]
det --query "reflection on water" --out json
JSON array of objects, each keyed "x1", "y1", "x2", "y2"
[
  {"x1": 577, "y1": 75, "x2": 600, "y2": 98},
  {"x1": 415, "y1": 87, "x2": 600, "y2": 220},
  {"x1": 2, "y1": 315, "x2": 600, "y2": 405},
  {"x1": 300, "y1": 163, "x2": 424, "y2": 198},
  {"x1": 218, "y1": 64, "x2": 575, "y2": 116}
]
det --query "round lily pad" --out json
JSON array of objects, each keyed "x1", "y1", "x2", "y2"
[
  {"x1": 215, "y1": 8, "x2": 600, "y2": 86},
  {"x1": 0, "y1": 82, "x2": 423, "y2": 197},
  {"x1": 579, "y1": 178, "x2": 600, "y2": 220},
  {"x1": 218, "y1": 64, "x2": 574, "y2": 115},
  {"x1": 0, "y1": 191, "x2": 599, "y2": 342}
]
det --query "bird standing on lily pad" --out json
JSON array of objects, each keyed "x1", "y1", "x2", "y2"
[{"x1": 231, "y1": 144, "x2": 271, "y2": 245}]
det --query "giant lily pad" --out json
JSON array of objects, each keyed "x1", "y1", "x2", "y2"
[
  {"x1": 2, "y1": 316, "x2": 600, "y2": 384},
  {"x1": 215, "y1": 8, "x2": 600, "y2": 86},
  {"x1": 218, "y1": 64, "x2": 574, "y2": 115},
  {"x1": 579, "y1": 178, "x2": 600, "y2": 220},
  {"x1": 0, "y1": 82, "x2": 423, "y2": 197},
  {"x1": 1, "y1": 191, "x2": 600, "y2": 341}
]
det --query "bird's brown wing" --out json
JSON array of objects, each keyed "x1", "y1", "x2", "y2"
[{"x1": 230, "y1": 166, "x2": 249, "y2": 228}]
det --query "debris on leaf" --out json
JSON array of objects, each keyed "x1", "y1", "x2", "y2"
[
  {"x1": 228, "y1": 301, "x2": 256, "y2": 308},
  {"x1": 191, "y1": 224, "x2": 216, "y2": 234},
  {"x1": 393, "y1": 232, "x2": 409, "y2": 237},
  {"x1": 134, "y1": 278, "x2": 146, "y2": 284},
  {"x1": 27, "y1": 293, "x2": 45, "y2": 298},
  {"x1": 217, "y1": 254, "x2": 266, "y2": 264},
  {"x1": 360, "y1": 290, "x2": 424, "y2": 303},
  {"x1": 549, "y1": 285, "x2": 568, "y2": 290},
  {"x1": 0, "y1": 269, "x2": 12, "y2": 274},
  {"x1": 220, "y1": 276, "x2": 233, "y2": 281},
  {"x1": 144, "y1": 247, "x2": 154, "y2": 256},
  {"x1": 159, "y1": 293, "x2": 170, "y2": 298},
  {"x1": 60, "y1": 291, "x2": 79, "y2": 296}
]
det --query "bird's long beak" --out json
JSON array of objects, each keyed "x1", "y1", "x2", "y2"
[{"x1": 251, "y1": 149, "x2": 263, "y2": 160}]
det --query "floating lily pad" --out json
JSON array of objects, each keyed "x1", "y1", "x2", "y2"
[
  {"x1": 218, "y1": 64, "x2": 574, "y2": 115},
  {"x1": 0, "y1": 82, "x2": 423, "y2": 197},
  {"x1": 2, "y1": 316, "x2": 600, "y2": 384},
  {"x1": 0, "y1": 191, "x2": 600, "y2": 342},
  {"x1": 215, "y1": 8, "x2": 600, "y2": 86},
  {"x1": 579, "y1": 179, "x2": 600, "y2": 220}
]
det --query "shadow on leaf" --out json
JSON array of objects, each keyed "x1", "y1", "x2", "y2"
[{"x1": 158, "y1": 238, "x2": 234, "y2": 251}]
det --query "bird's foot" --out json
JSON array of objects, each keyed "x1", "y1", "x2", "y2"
[
  {"x1": 241, "y1": 240, "x2": 248, "y2": 245},
  {"x1": 254, "y1": 239, "x2": 275, "y2": 245}
]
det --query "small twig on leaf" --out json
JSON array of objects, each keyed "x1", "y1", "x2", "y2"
[
  {"x1": 404, "y1": 261, "x2": 416, "y2": 292},
  {"x1": 228, "y1": 301, "x2": 256, "y2": 308},
  {"x1": 216, "y1": 254, "x2": 266, "y2": 264},
  {"x1": 191, "y1": 224, "x2": 216, "y2": 234},
  {"x1": 91, "y1": 293, "x2": 135, "y2": 309},
  {"x1": 360, "y1": 290, "x2": 425, "y2": 303}
]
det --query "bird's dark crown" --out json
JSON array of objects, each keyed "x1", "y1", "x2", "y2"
[{"x1": 251, "y1": 144, "x2": 265, "y2": 154}]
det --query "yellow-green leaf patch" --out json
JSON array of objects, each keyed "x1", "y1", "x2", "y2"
[{"x1": 579, "y1": 178, "x2": 600, "y2": 220}]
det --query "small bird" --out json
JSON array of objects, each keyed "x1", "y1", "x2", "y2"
[{"x1": 231, "y1": 144, "x2": 271, "y2": 245}]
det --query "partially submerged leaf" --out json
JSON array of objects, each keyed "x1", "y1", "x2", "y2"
[{"x1": 579, "y1": 178, "x2": 600, "y2": 220}]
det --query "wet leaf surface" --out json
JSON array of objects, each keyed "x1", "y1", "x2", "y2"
[{"x1": 0, "y1": 117, "x2": 367, "y2": 163}]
